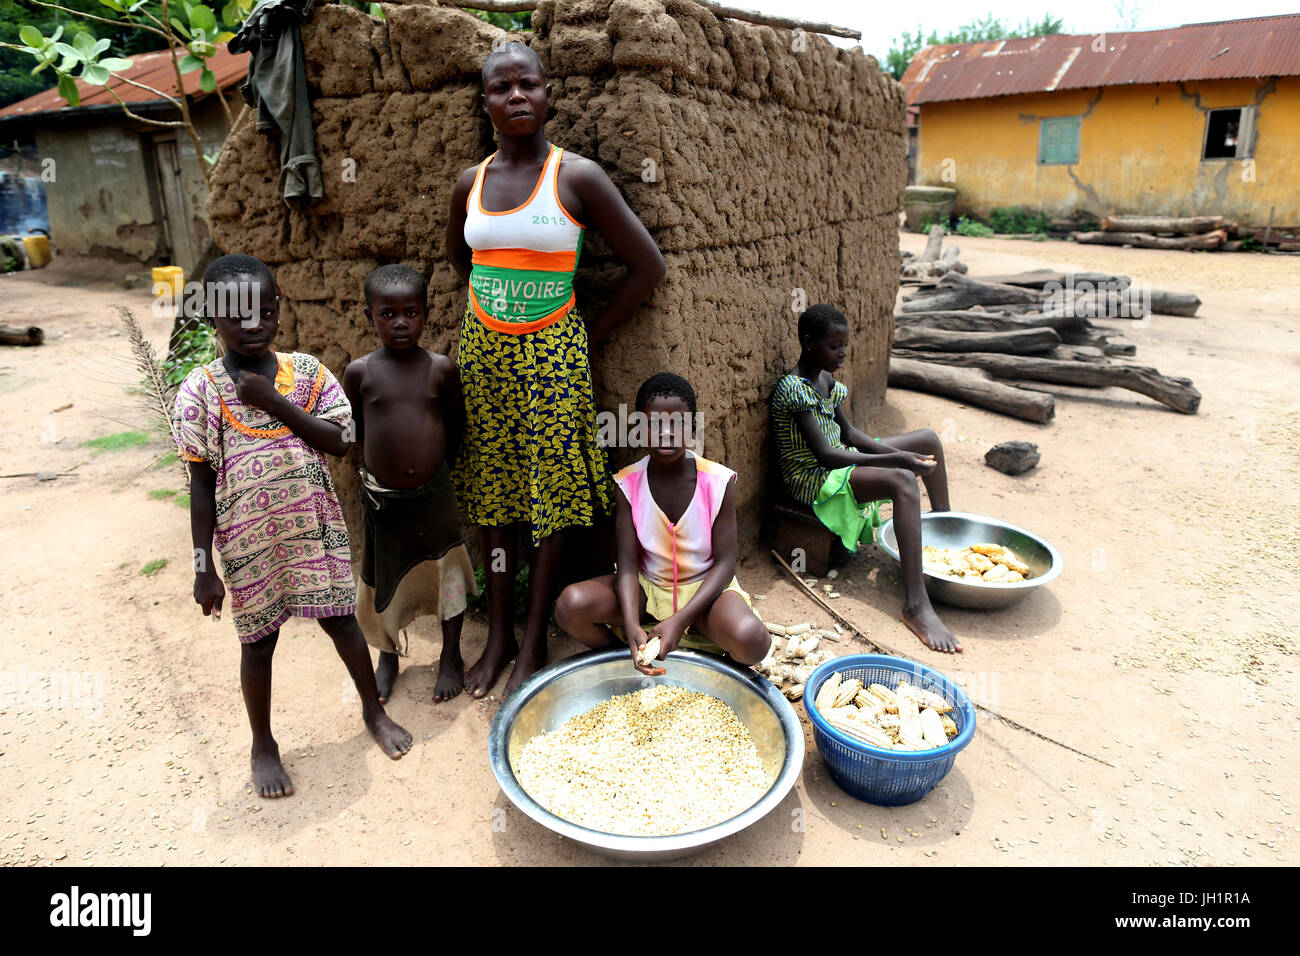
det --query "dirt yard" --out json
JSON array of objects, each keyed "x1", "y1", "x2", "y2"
[{"x1": 1, "y1": 237, "x2": 1295, "y2": 866}]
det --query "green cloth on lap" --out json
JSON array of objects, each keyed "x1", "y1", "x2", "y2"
[{"x1": 812, "y1": 464, "x2": 885, "y2": 552}]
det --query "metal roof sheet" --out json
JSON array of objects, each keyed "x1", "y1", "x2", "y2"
[
  {"x1": 903, "y1": 15, "x2": 1300, "y2": 104},
  {"x1": 0, "y1": 44, "x2": 246, "y2": 122}
]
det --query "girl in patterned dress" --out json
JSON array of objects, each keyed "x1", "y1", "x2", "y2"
[
  {"x1": 770, "y1": 304, "x2": 961, "y2": 653},
  {"x1": 175, "y1": 254, "x2": 412, "y2": 798},
  {"x1": 446, "y1": 43, "x2": 666, "y2": 696}
]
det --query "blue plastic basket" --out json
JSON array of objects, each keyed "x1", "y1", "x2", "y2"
[{"x1": 804, "y1": 654, "x2": 977, "y2": 806}]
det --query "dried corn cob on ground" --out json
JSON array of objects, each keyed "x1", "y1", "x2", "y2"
[
  {"x1": 753, "y1": 621, "x2": 843, "y2": 700},
  {"x1": 515, "y1": 686, "x2": 770, "y2": 837}
]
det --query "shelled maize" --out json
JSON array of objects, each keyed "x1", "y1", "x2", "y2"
[{"x1": 516, "y1": 686, "x2": 769, "y2": 836}]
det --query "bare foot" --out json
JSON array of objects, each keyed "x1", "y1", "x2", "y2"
[
  {"x1": 503, "y1": 642, "x2": 548, "y2": 695},
  {"x1": 251, "y1": 739, "x2": 294, "y2": 798},
  {"x1": 375, "y1": 651, "x2": 399, "y2": 704},
  {"x1": 434, "y1": 647, "x2": 464, "y2": 703},
  {"x1": 901, "y1": 600, "x2": 963, "y2": 653},
  {"x1": 365, "y1": 709, "x2": 413, "y2": 759},
  {"x1": 464, "y1": 634, "x2": 517, "y2": 699}
]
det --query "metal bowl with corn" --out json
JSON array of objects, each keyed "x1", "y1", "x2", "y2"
[
  {"x1": 876, "y1": 511, "x2": 1063, "y2": 610},
  {"x1": 489, "y1": 648, "x2": 805, "y2": 861}
]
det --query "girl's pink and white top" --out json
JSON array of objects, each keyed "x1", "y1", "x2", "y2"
[
  {"x1": 173, "y1": 352, "x2": 356, "y2": 642},
  {"x1": 613, "y1": 452, "x2": 737, "y2": 593}
]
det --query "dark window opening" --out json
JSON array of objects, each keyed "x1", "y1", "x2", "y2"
[
  {"x1": 1203, "y1": 108, "x2": 1240, "y2": 159},
  {"x1": 1203, "y1": 106, "x2": 1256, "y2": 160}
]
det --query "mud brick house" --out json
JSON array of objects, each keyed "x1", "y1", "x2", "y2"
[{"x1": 207, "y1": 0, "x2": 908, "y2": 550}]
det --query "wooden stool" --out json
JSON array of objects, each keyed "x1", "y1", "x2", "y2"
[{"x1": 772, "y1": 501, "x2": 851, "y2": 578}]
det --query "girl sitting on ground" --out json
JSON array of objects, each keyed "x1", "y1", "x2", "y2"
[{"x1": 555, "y1": 372, "x2": 770, "y2": 674}]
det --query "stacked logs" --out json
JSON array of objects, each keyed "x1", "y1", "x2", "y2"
[
  {"x1": 1072, "y1": 214, "x2": 1300, "y2": 252},
  {"x1": 888, "y1": 264, "x2": 1202, "y2": 423}
]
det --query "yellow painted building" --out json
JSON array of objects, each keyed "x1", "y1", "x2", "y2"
[{"x1": 903, "y1": 16, "x2": 1300, "y2": 228}]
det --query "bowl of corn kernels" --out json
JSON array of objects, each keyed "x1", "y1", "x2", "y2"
[{"x1": 489, "y1": 648, "x2": 805, "y2": 861}]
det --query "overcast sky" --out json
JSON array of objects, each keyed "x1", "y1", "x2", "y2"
[{"x1": 744, "y1": 1, "x2": 1300, "y2": 62}]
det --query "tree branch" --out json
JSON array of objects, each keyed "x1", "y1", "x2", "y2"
[
  {"x1": 440, "y1": 0, "x2": 537, "y2": 11},
  {"x1": 160, "y1": 0, "x2": 211, "y2": 187},
  {"x1": 694, "y1": 1, "x2": 861, "y2": 40},
  {"x1": 25, "y1": 0, "x2": 170, "y2": 40},
  {"x1": 214, "y1": 76, "x2": 235, "y2": 128},
  {"x1": 113, "y1": 72, "x2": 183, "y2": 109},
  {"x1": 105, "y1": 86, "x2": 185, "y2": 127}
]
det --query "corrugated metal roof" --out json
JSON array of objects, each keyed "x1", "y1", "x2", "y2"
[
  {"x1": 903, "y1": 14, "x2": 1300, "y2": 104},
  {"x1": 0, "y1": 44, "x2": 245, "y2": 122}
]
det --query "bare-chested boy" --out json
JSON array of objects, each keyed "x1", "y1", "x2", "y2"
[{"x1": 343, "y1": 265, "x2": 478, "y2": 703}]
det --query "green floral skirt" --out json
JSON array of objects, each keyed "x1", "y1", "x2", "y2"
[{"x1": 453, "y1": 303, "x2": 612, "y2": 546}]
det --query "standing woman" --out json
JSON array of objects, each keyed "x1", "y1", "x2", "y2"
[{"x1": 447, "y1": 42, "x2": 666, "y2": 697}]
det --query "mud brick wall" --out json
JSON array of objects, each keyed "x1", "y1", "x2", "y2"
[{"x1": 206, "y1": 0, "x2": 907, "y2": 554}]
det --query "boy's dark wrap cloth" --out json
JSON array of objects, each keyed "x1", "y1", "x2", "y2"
[{"x1": 359, "y1": 465, "x2": 465, "y2": 613}]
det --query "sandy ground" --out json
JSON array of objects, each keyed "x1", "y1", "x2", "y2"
[{"x1": 1, "y1": 238, "x2": 1296, "y2": 867}]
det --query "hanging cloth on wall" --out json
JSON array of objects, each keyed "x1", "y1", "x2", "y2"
[{"x1": 230, "y1": 0, "x2": 323, "y2": 209}]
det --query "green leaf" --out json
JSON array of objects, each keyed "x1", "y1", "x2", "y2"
[
  {"x1": 178, "y1": 53, "x2": 204, "y2": 73},
  {"x1": 50, "y1": 26, "x2": 64, "y2": 43},
  {"x1": 216, "y1": 31, "x2": 236, "y2": 43},
  {"x1": 368, "y1": 2, "x2": 384, "y2": 18},
  {"x1": 73, "y1": 31, "x2": 97, "y2": 58},
  {"x1": 170, "y1": 18, "x2": 192, "y2": 39},
  {"x1": 97, "y1": 0, "x2": 125, "y2": 10},
  {"x1": 19, "y1": 26, "x2": 44, "y2": 48},
  {"x1": 92, "y1": 37, "x2": 112, "y2": 58},
  {"x1": 53, "y1": 42, "x2": 83, "y2": 61},
  {"x1": 99, "y1": 57, "x2": 135, "y2": 72},
  {"x1": 221, "y1": 0, "x2": 241, "y2": 26},
  {"x1": 31, "y1": 60, "x2": 50, "y2": 75},
  {"x1": 200, "y1": 67, "x2": 216, "y2": 93},
  {"x1": 0, "y1": 0, "x2": 21, "y2": 14},
  {"x1": 190, "y1": 5, "x2": 218, "y2": 33},
  {"x1": 58, "y1": 53, "x2": 79, "y2": 72},
  {"x1": 82, "y1": 63, "x2": 110, "y2": 85},
  {"x1": 57, "y1": 72, "x2": 80, "y2": 107}
]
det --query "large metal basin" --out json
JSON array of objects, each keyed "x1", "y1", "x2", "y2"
[{"x1": 488, "y1": 648, "x2": 805, "y2": 861}]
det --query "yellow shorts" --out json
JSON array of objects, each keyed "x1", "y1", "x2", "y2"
[
  {"x1": 638, "y1": 573, "x2": 750, "y2": 621},
  {"x1": 634, "y1": 573, "x2": 751, "y2": 655}
]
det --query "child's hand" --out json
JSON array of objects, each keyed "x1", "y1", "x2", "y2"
[
  {"x1": 235, "y1": 370, "x2": 280, "y2": 412},
  {"x1": 648, "y1": 614, "x2": 687, "y2": 658},
  {"x1": 897, "y1": 451, "x2": 938, "y2": 477},
  {"x1": 194, "y1": 571, "x2": 225, "y2": 618},
  {"x1": 628, "y1": 626, "x2": 665, "y2": 677}
]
